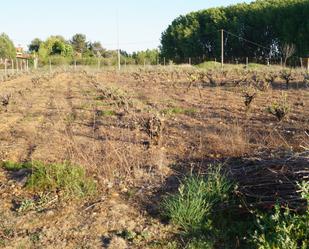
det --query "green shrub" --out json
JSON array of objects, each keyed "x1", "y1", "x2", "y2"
[
  {"x1": 75, "y1": 57, "x2": 98, "y2": 66},
  {"x1": 197, "y1": 61, "x2": 221, "y2": 70},
  {"x1": 251, "y1": 182, "x2": 308, "y2": 249},
  {"x1": 1, "y1": 161, "x2": 96, "y2": 198},
  {"x1": 251, "y1": 204, "x2": 308, "y2": 249},
  {"x1": 163, "y1": 176, "x2": 212, "y2": 232},
  {"x1": 267, "y1": 93, "x2": 290, "y2": 121},
  {"x1": 163, "y1": 165, "x2": 232, "y2": 234},
  {"x1": 49, "y1": 55, "x2": 71, "y2": 65},
  {"x1": 162, "y1": 165, "x2": 308, "y2": 249}
]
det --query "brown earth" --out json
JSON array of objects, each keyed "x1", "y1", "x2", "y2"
[{"x1": 0, "y1": 67, "x2": 308, "y2": 248}]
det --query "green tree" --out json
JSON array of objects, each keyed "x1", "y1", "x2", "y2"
[
  {"x1": 87, "y1": 41, "x2": 106, "y2": 57},
  {"x1": 161, "y1": 0, "x2": 309, "y2": 64},
  {"x1": 0, "y1": 33, "x2": 16, "y2": 58},
  {"x1": 28, "y1": 38, "x2": 42, "y2": 53},
  {"x1": 38, "y1": 36, "x2": 73, "y2": 63},
  {"x1": 71, "y1": 33, "x2": 87, "y2": 54},
  {"x1": 132, "y1": 49, "x2": 159, "y2": 65}
]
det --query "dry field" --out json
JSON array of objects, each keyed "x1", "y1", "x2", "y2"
[{"x1": 0, "y1": 66, "x2": 308, "y2": 248}]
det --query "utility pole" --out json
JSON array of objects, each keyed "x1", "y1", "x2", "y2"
[
  {"x1": 221, "y1": 29, "x2": 224, "y2": 68},
  {"x1": 117, "y1": 49, "x2": 121, "y2": 71},
  {"x1": 117, "y1": 9, "x2": 121, "y2": 71}
]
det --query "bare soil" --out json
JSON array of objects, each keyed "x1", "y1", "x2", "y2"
[{"x1": 0, "y1": 68, "x2": 308, "y2": 248}]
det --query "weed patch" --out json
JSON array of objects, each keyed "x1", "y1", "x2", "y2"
[
  {"x1": 163, "y1": 165, "x2": 233, "y2": 235},
  {"x1": 96, "y1": 109, "x2": 116, "y2": 117},
  {"x1": 161, "y1": 107, "x2": 196, "y2": 116},
  {"x1": 162, "y1": 165, "x2": 309, "y2": 248},
  {"x1": 1, "y1": 161, "x2": 96, "y2": 198}
]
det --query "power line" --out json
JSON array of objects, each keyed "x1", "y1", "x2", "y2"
[
  {"x1": 104, "y1": 40, "x2": 158, "y2": 46},
  {"x1": 223, "y1": 29, "x2": 271, "y2": 52}
]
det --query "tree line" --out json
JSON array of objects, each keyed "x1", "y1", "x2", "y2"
[
  {"x1": 1, "y1": 0, "x2": 308, "y2": 67},
  {"x1": 0, "y1": 33, "x2": 160, "y2": 66},
  {"x1": 160, "y1": 0, "x2": 309, "y2": 64}
]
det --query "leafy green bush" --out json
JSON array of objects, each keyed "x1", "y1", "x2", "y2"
[
  {"x1": 251, "y1": 204, "x2": 308, "y2": 249},
  {"x1": 251, "y1": 182, "x2": 308, "y2": 249}
]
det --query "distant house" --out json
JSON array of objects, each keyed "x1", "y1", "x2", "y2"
[{"x1": 16, "y1": 46, "x2": 31, "y2": 59}]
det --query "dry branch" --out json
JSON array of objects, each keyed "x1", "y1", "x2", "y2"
[{"x1": 226, "y1": 153, "x2": 309, "y2": 211}]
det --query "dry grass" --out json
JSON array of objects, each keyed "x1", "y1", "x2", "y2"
[
  {"x1": 203, "y1": 123, "x2": 249, "y2": 157},
  {"x1": 0, "y1": 66, "x2": 308, "y2": 248}
]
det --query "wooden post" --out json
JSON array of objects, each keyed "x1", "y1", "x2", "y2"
[
  {"x1": 300, "y1": 57, "x2": 303, "y2": 68},
  {"x1": 11, "y1": 58, "x2": 14, "y2": 74},
  {"x1": 280, "y1": 57, "x2": 283, "y2": 67},
  {"x1": 4, "y1": 59, "x2": 7, "y2": 78},
  {"x1": 16, "y1": 59, "x2": 19, "y2": 72},
  {"x1": 74, "y1": 59, "x2": 77, "y2": 71},
  {"x1": 221, "y1": 29, "x2": 224, "y2": 68},
  {"x1": 49, "y1": 58, "x2": 52, "y2": 73},
  {"x1": 246, "y1": 57, "x2": 249, "y2": 68},
  {"x1": 163, "y1": 57, "x2": 166, "y2": 66},
  {"x1": 97, "y1": 58, "x2": 100, "y2": 71},
  {"x1": 189, "y1": 57, "x2": 191, "y2": 65},
  {"x1": 34, "y1": 57, "x2": 38, "y2": 70}
]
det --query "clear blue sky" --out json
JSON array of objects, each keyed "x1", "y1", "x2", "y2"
[{"x1": 0, "y1": 0, "x2": 252, "y2": 53}]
